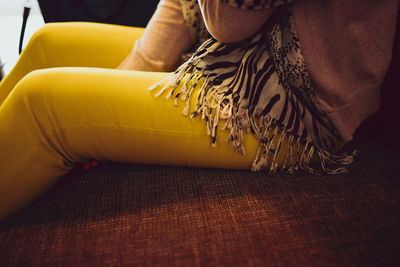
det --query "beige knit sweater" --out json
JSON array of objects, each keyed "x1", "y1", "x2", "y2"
[{"x1": 119, "y1": 0, "x2": 399, "y2": 142}]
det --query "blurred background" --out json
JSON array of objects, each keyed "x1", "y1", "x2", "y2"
[
  {"x1": 0, "y1": 0, "x2": 44, "y2": 75},
  {"x1": 0, "y1": 0, "x2": 159, "y2": 77}
]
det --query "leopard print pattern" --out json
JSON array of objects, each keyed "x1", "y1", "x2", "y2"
[
  {"x1": 179, "y1": 0, "x2": 294, "y2": 44},
  {"x1": 178, "y1": 0, "x2": 293, "y2": 62},
  {"x1": 178, "y1": 0, "x2": 210, "y2": 62}
]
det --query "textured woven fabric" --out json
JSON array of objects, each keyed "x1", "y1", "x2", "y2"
[{"x1": 0, "y1": 137, "x2": 398, "y2": 266}]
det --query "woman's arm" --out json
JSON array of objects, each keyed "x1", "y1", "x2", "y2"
[
  {"x1": 118, "y1": 0, "x2": 193, "y2": 72},
  {"x1": 198, "y1": 0, "x2": 275, "y2": 43}
]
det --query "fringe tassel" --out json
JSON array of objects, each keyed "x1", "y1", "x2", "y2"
[
  {"x1": 149, "y1": 56, "x2": 355, "y2": 175},
  {"x1": 317, "y1": 148, "x2": 357, "y2": 174}
]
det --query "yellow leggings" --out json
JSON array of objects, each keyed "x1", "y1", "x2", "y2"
[{"x1": 0, "y1": 22, "x2": 261, "y2": 220}]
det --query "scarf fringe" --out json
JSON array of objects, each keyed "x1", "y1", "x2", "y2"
[{"x1": 150, "y1": 59, "x2": 356, "y2": 175}]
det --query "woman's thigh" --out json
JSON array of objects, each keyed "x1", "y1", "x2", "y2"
[
  {"x1": 26, "y1": 22, "x2": 144, "y2": 69},
  {"x1": 18, "y1": 68, "x2": 258, "y2": 167},
  {"x1": 0, "y1": 22, "x2": 145, "y2": 104},
  {"x1": 0, "y1": 68, "x2": 259, "y2": 220}
]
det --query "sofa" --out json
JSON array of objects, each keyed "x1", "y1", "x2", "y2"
[
  {"x1": 1, "y1": 5, "x2": 399, "y2": 267},
  {"x1": 0, "y1": 133, "x2": 399, "y2": 266}
]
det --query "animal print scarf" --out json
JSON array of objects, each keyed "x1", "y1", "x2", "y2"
[{"x1": 150, "y1": 0, "x2": 356, "y2": 174}]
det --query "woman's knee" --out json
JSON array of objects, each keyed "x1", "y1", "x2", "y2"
[
  {"x1": 26, "y1": 23, "x2": 83, "y2": 52},
  {"x1": 28, "y1": 23, "x2": 61, "y2": 49},
  {"x1": 6, "y1": 69, "x2": 61, "y2": 109}
]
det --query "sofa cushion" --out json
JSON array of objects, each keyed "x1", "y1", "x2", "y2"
[{"x1": 0, "y1": 137, "x2": 399, "y2": 266}]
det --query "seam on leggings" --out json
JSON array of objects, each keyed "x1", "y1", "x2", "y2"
[
  {"x1": 45, "y1": 124, "x2": 212, "y2": 167},
  {"x1": 43, "y1": 123, "x2": 209, "y2": 137},
  {"x1": 25, "y1": 98, "x2": 78, "y2": 167}
]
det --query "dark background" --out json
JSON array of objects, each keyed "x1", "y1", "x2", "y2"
[{"x1": 37, "y1": 0, "x2": 159, "y2": 27}]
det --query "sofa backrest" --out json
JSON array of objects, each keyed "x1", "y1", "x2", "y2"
[{"x1": 355, "y1": 6, "x2": 400, "y2": 151}]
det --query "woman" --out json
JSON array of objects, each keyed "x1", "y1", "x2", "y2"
[{"x1": 0, "y1": 0, "x2": 398, "y2": 220}]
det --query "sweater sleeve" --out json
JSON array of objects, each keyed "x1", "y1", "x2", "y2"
[
  {"x1": 198, "y1": 0, "x2": 277, "y2": 43},
  {"x1": 119, "y1": 0, "x2": 193, "y2": 72}
]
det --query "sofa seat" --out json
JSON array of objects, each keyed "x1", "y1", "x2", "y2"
[{"x1": 0, "y1": 136, "x2": 399, "y2": 266}]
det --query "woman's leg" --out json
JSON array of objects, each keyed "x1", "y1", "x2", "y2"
[
  {"x1": 0, "y1": 22, "x2": 144, "y2": 104},
  {"x1": 0, "y1": 67, "x2": 261, "y2": 220}
]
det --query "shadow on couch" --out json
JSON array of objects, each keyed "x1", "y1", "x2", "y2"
[{"x1": 0, "y1": 135, "x2": 399, "y2": 266}]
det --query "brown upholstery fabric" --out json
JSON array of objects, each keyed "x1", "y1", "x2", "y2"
[{"x1": 1, "y1": 137, "x2": 399, "y2": 266}]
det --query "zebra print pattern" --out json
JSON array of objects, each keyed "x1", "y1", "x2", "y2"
[{"x1": 151, "y1": 1, "x2": 355, "y2": 174}]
